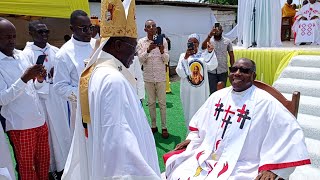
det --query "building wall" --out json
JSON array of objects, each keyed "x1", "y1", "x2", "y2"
[
  {"x1": 5, "y1": 17, "x2": 71, "y2": 50},
  {"x1": 212, "y1": 10, "x2": 237, "y2": 33}
]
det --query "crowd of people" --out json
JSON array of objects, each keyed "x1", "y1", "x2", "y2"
[
  {"x1": 0, "y1": 0, "x2": 313, "y2": 179},
  {"x1": 282, "y1": 0, "x2": 320, "y2": 45}
]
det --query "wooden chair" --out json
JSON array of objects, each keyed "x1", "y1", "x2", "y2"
[
  {"x1": 217, "y1": 80, "x2": 300, "y2": 118},
  {"x1": 281, "y1": 17, "x2": 293, "y2": 41}
]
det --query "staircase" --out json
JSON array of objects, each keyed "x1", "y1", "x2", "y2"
[{"x1": 273, "y1": 55, "x2": 320, "y2": 179}]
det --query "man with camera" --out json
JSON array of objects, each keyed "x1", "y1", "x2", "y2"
[
  {"x1": 202, "y1": 23, "x2": 235, "y2": 94},
  {"x1": 137, "y1": 19, "x2": 170, "y2": 139}
]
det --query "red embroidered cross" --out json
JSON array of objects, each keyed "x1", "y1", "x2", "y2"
[
  {"x1": 221, "y1": 105, "x2": 235, "y2": 128},
  {"x1": 236, "y1": 104, "x2": 246, "y2": 122}
]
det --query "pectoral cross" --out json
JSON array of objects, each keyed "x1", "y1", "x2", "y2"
[{"x1": 118, "y1": 65, "x2": 122, "y2": 71}]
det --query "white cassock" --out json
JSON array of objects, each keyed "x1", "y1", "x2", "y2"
[
  {"x1": 0, "y1": 124, "x2": 15, "y2": 180},
  {"x1": 53, "y1": 36, "x2": 96, "y2": 133},
  {"x1": 128, "y1": 56, "x2": 145, "y2": 100},
  {"x1": 292, "y1": 2, "x2": 320, "y2": 45},
  {"x1": 22, "y1": 42, "x2": 71, "y2": 172},
  {"x1": 62, "y1": 51, "x2": 161, "y2": 180},
  {"x1": 238, "y1": 0, "x2": 281, "y2": 48},
  {"x1": 165, "y1": 86, "x2": 310, "y2": 180},
  {"x1": 176, "y1": 51, "x2": 217, "y2": 129}
]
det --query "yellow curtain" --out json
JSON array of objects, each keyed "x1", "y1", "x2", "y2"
[
  {"x1": 0, "y1": 0, "x2": 90, "y2": 18},
  {"x1": 233, "y1": 49, "x2": 320, "y2": 86},
  {"x1": 233, "y1": 49, "x2": 291, "y2": 85}
]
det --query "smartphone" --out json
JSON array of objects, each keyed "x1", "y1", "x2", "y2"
[
  {"x1": 215, "y1": 22, "x2": 220, "y2": 29},
  {"x1": 36, "y1": 55, "x2": 47, "y2": 65},
  {"x1": 187, "y1": 42, "x2": 194, "y2": 50},
  {"x1": 153, "y1": 34, "x2": 164, "y2": 46}
]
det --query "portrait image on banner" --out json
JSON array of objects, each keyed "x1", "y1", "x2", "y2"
[{"x1": 188, "y1": 60, "x2": 204, "y2": 86}]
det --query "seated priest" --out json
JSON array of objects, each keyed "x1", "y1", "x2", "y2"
[
  {"x1": 164, "y1": 58, "x2": 311, "y2": 180},
  {"x1": 282, "y1": 0, "x2": 296, "y2": 21},
  {"x1": 292, "y1": 0, "x2": 320, "y2": 45}
]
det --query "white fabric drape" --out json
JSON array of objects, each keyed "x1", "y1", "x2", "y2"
[{"x1": 236, "y1": 0, "x2": 282, "y2": 48}]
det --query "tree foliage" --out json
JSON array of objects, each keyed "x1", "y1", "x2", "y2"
[{"x1": 199, "y1": 0, "x2": 238, "y2": 5}]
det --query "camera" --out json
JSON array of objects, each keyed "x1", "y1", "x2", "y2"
[
  {"x1": 187, "y1": 42, "x2": 194, "y2": 50},
  {"x1": 153, "y1": 34, "x2": 164, "y2": 46},
  {"x1": 214, "y1": 22, "x2": 220, "y2": 29}
]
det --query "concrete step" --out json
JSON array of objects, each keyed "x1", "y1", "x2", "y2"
[
  {"x1": 295, "y1": 113, "x2": 320, "y2": 141},
  {"x1": 273, "y1": 78, "x2": 320, "y2": 98},
  {"x1": 290, "y1": 165, "x2": 320, "y2": 180},
  {"x1": 283, "y1": 93, "x2": 320, "y2": 117},
  {"x1": 280, "y1": 66, "x2": 320, "y2": 81},
  {"x1": 305, "y1": 138, "x2": 320, "y2": 168},
  {"x1": 290, "y1": 55, "x2": 320, "y2": 68}
]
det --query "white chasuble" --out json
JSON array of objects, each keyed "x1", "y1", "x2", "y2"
[
  {"x1": 166, "y1": 86, "x2": 310, "y2": 180},
  {"x1": 62, "y1": 52, "x2": 160, "y2": 180}
]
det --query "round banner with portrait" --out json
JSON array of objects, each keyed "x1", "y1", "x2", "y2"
[{"x1": 188, "y1": 60, "x2": 204, "y2": 87}]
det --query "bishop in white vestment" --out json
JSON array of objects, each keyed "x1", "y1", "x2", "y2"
[
  {"x1": 292, "y1": 0, "x2": 320, "y2": 45},
  {"x1": 176, "y1": 34, "x2": 217, "y2": 130},
  {"x1": 165, "y1": 58, "x2": 310, "y2": 180},
  {"x1": 62, "y1": 0, "x2": 161, "y2": 179}
]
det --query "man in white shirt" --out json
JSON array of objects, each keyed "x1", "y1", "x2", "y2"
[
  {"x1": 165, "y1": 58, "x2": 310, "y2": 180},
  {"x1": 23, "y1": 20, "x2": 71, "y2": 179},
  {"x1": 0, "y1": 18, "x2": 50, "y2": 180},
  {"x1": 292, "y1": 0, "x2": 320, "y2": 45},
  {"x1": 53, "y1": 10, "x2": 96, "y2": 133}
]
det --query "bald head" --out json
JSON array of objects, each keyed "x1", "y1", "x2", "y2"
[{"x1": 0, "y1": 18, "x2": 16, "y2": 56}]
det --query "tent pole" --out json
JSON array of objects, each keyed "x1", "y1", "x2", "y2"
[{"x1": 252, "y1": 0, "x2": 257, "y2": 47}]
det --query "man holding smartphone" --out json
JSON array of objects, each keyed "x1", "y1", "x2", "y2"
[
  {"x1": 201, "y1": 23, "x2": 235, "y2": 94},
  {"x1": 0, "y1": 17, "x2": 49, "y2": 180},
  {"x1": 137, "y1": 19, "x2": 170, "y2": 139}
]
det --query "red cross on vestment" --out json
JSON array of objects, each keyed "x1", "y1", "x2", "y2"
[
  {"x1": 221, "y1": 105, "x2": 235, "y2": 128},
  {"x1": 236, "y1": 104, "x2": 246, "y2": 122}
]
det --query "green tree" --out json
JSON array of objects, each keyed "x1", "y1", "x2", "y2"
[{"x1": 199, "y1": 0, "x2": 238, "y2": 5}]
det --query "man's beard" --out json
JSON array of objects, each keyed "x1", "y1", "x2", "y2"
[{"x1": 214, "y1": 34, "x2": 222, "y2": 39}]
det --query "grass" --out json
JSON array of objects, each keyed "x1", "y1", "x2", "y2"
[
  {"x1": 143, "y1": 81, "x2": 187, "y2": 172},
  {"x1": 6, "y1": 81, "x2": 186, "y2": 174}
]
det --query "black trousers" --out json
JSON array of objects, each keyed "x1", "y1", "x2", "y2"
[{"x1": 208, "y1": 72, "x2": 228, "y2": 94}]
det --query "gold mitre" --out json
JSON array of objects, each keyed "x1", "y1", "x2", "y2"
[{"x1": 100, "y1": 0, "x2": 137, "y2": 39}]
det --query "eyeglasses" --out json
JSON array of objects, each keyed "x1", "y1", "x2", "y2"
[
  {"x1": 145, "y1": 24, "x2": 157, "y2": 29},
  {"x1": 77, "y1": 25, "x2": 95, "y2": 33},
  {"x1": 37, "y1": 29, "x2": 50, "y2": 34},
  {"x1": 229, "y1": 67, "x2": 254, "y2": 74}
]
